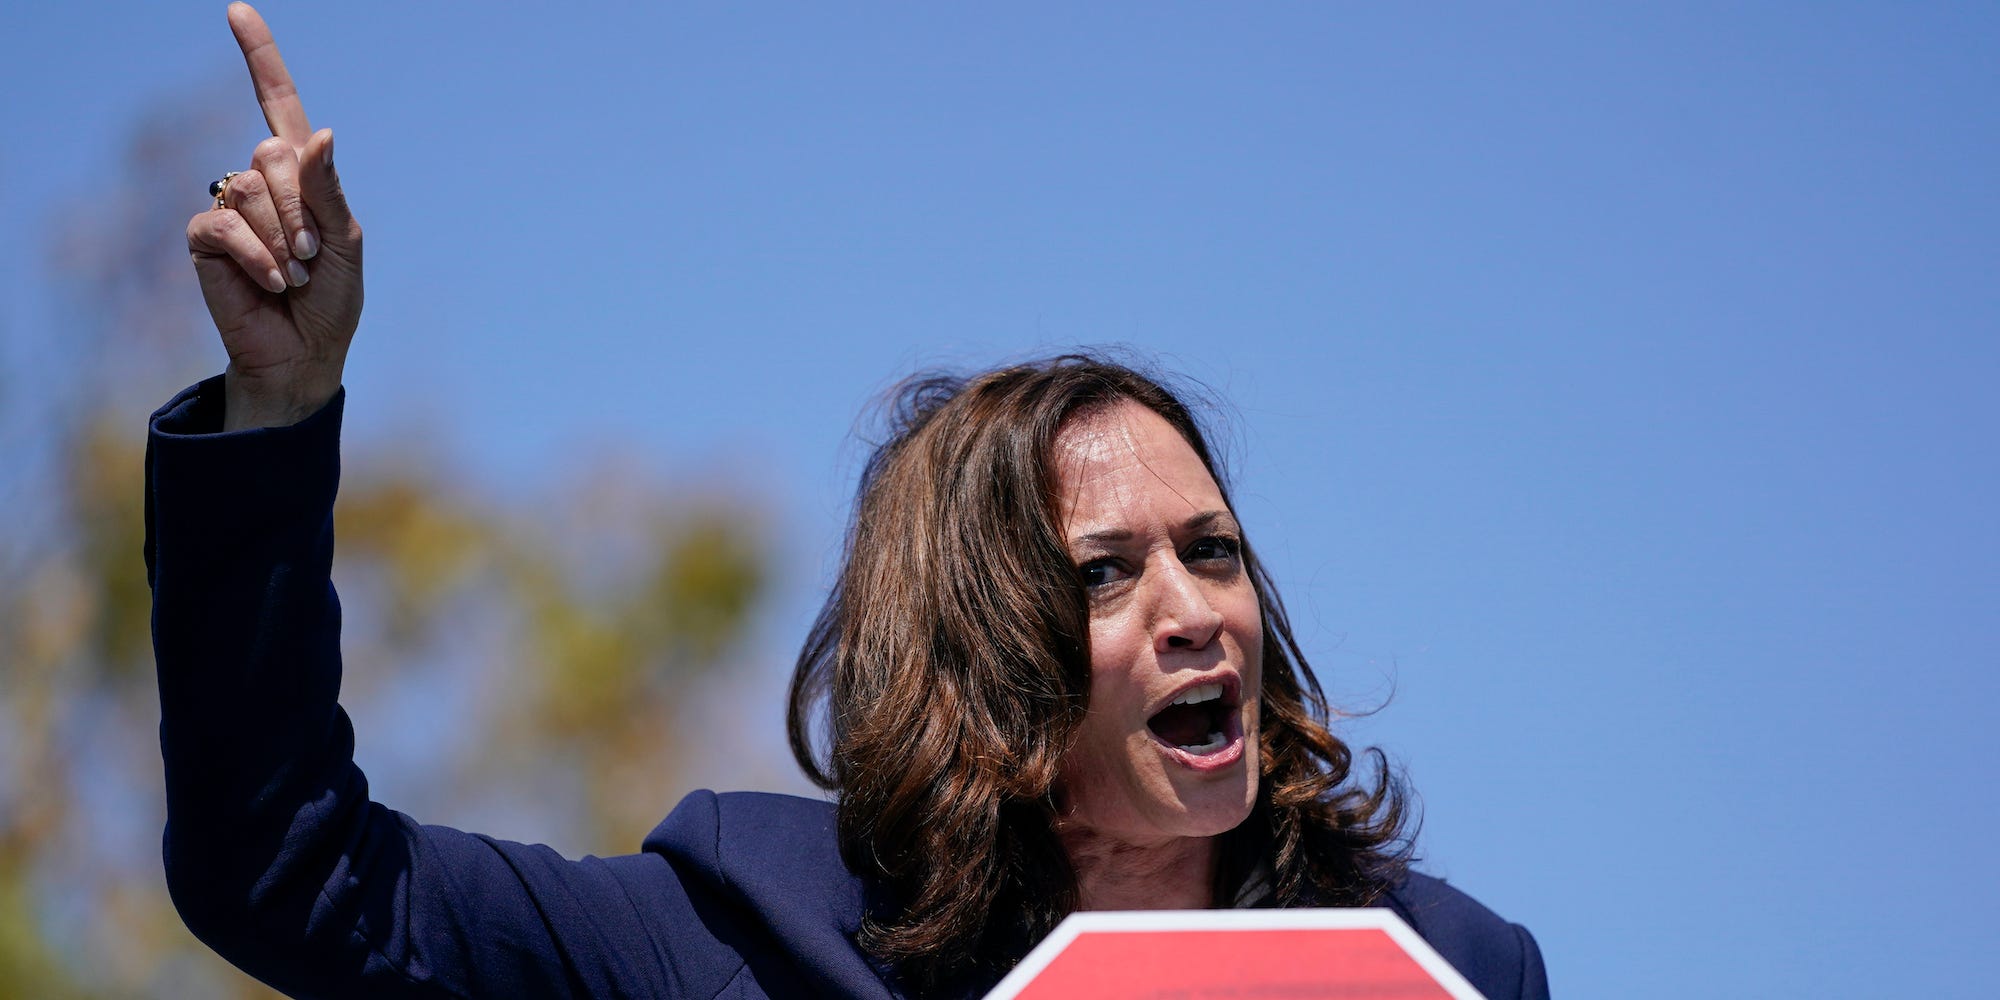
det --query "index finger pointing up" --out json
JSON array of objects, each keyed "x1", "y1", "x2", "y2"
[{"x1": 227, "y1": 3, "x2": 312, "y2": 148}]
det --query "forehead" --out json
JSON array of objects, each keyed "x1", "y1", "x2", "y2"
[{"x1": 1052, "y1": 400, "x2": 1226, "y2": 527}]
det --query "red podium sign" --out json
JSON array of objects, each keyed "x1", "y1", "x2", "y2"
[{"x1": 983, "y1": 909, "x2": 1486, "y2": 1000}]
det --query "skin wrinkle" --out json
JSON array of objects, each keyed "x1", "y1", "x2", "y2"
[
  {"x1": 1060, "y1": 826, "x2": 1213, "y2": 912},
  {"x1": 1073, "y1": 510, "x2": 1236, "y2": 549},
  {"x1": 1067, "y1": 407, "x2": 1205, "y2": 526}
]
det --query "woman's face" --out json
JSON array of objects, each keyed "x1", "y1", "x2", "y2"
[{"x1": 1054, "y1": 400, "x2": 1263, "y2": 846}]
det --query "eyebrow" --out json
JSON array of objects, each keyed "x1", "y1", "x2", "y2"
[{"x1": 1070, "y1": 509, "x2": 1239, "y2": 547}]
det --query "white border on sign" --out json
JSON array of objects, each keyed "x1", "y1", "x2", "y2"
[{"x1": 981, "y1": 907, "x2": 1488, "y2": 1000}]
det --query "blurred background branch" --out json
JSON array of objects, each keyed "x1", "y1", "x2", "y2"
[{"x1": 0, "y1": 91, "x2": 773, "y2": 999}]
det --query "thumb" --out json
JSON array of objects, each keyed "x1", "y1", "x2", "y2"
[{"x1": 299, "y1": 128, "x2": 359, "y2": 256}]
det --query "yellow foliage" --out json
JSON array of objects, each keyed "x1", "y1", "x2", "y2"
[{"x1": 0, "y1": 99, "x2": 773, "y2": 998}]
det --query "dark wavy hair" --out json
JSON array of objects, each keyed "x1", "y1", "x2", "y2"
[{"x1": 786, "y1": 354, "x2": 1410, "y2": 992}]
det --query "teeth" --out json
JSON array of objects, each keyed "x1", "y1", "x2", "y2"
[
  {"x1": 1178, "y1": 730, "x2": 1228, "y2": 754},
  {"x1": 1172, "y1": 683, "x2": 1223, "y2": 707}
]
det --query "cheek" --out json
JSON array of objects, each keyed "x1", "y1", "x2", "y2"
[
  {"x1": 1084, "y1": 599, "x2": 1140, "y2": 654},
  {"x1": 1059, "y1": 711, "x2": 1142, "y2": 820},
  {"x1": 1223, "y1": 590, "x2": 1264, "y2": 665},
  {"x1": 1065, "y1": 618, "x2": 1153, "y2": 797},
  {"x1": 1083, "y1": 608, "x2": 1151, "y2": 706}
]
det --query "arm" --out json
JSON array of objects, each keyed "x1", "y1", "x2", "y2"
[
  {"x1": 147, "y1": 379, "x2": 739, "y2": 999},
  {"x1": 155, "y1": 8, "x2": 743, "y2": 996}
]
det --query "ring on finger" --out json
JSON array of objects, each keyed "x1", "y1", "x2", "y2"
[{"x1": 208, "y1": 171, "x2": 241, "y2": 210}]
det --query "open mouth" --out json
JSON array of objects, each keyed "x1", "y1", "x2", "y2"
[{"x1": 1146, "y1": 681, "x2": 1239, "y2": 757}]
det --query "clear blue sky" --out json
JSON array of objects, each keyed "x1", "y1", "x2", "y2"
[{"x1": 5, "y1": 3, "x2": 1997, "y2": 996}]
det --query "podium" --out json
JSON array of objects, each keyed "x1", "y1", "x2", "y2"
[{"x1": 983, "y1": 909, "x2": 1487, "y2": 999}]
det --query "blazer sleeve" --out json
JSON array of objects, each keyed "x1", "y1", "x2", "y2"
[{"x1": 145, "y1": 377, "x2": 743, "y2": 1000}]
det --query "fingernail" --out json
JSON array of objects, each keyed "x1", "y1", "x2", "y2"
[
  {"x1": 265, "y1": 268, "x2": 288, "y2": 294},
  {"x1": 287, "y1": 260, "x2": 310, "y2": 287},
  {"x1": 295, "y1": 229, "x2": 318, "y2": 259},
  {"x1": 322, "y1": 128, "x2": 335, "y2": 170}
]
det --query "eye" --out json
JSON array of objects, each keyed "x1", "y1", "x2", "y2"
[
  {"x1": 1077, "y1": 557, "x2": 1132, "y2": 589},
  {"x1": 1184, "y1": 535, "x2": 1242, "y2": 565}
]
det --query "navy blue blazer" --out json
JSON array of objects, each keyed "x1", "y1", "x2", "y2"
[{"x1": 146, "y1": 378, "x2": 1549, "y2": 999}]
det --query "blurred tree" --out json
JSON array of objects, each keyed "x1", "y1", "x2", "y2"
[{"x1": 0, "y1": 86, "x2": 770, "y2": 997}]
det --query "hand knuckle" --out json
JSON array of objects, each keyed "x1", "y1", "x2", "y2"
[
  {"x1": 222, "y1": 216, "x2": 263, "y2": 252},
  {"x1": 229, "y1": 170, "x2": 268, "y2": 201},
  {"x1": 254, "y1": 136, "x2": 291, "y2": 162}
]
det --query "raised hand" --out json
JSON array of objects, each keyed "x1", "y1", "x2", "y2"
[{"x1": 186, "y1": 3, "x2": 362, "y2": 430}]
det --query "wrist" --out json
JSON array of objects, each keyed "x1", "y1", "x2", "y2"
[{"x1": 222, "y1": 363, "x2": 344, "y2": 430}]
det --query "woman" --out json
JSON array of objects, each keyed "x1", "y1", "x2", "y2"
[{"x1": 157, "y1": 5, "x2": 1547, "y2": 997}]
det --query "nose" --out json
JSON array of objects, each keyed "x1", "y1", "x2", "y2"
[{"x1": 1151, "y1": 558, "x2": 1224, "y2": 652}]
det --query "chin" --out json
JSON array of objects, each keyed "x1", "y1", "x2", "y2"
[{"x1": 1171, "y1": 766, "x2": 1259, "y2": 837}]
